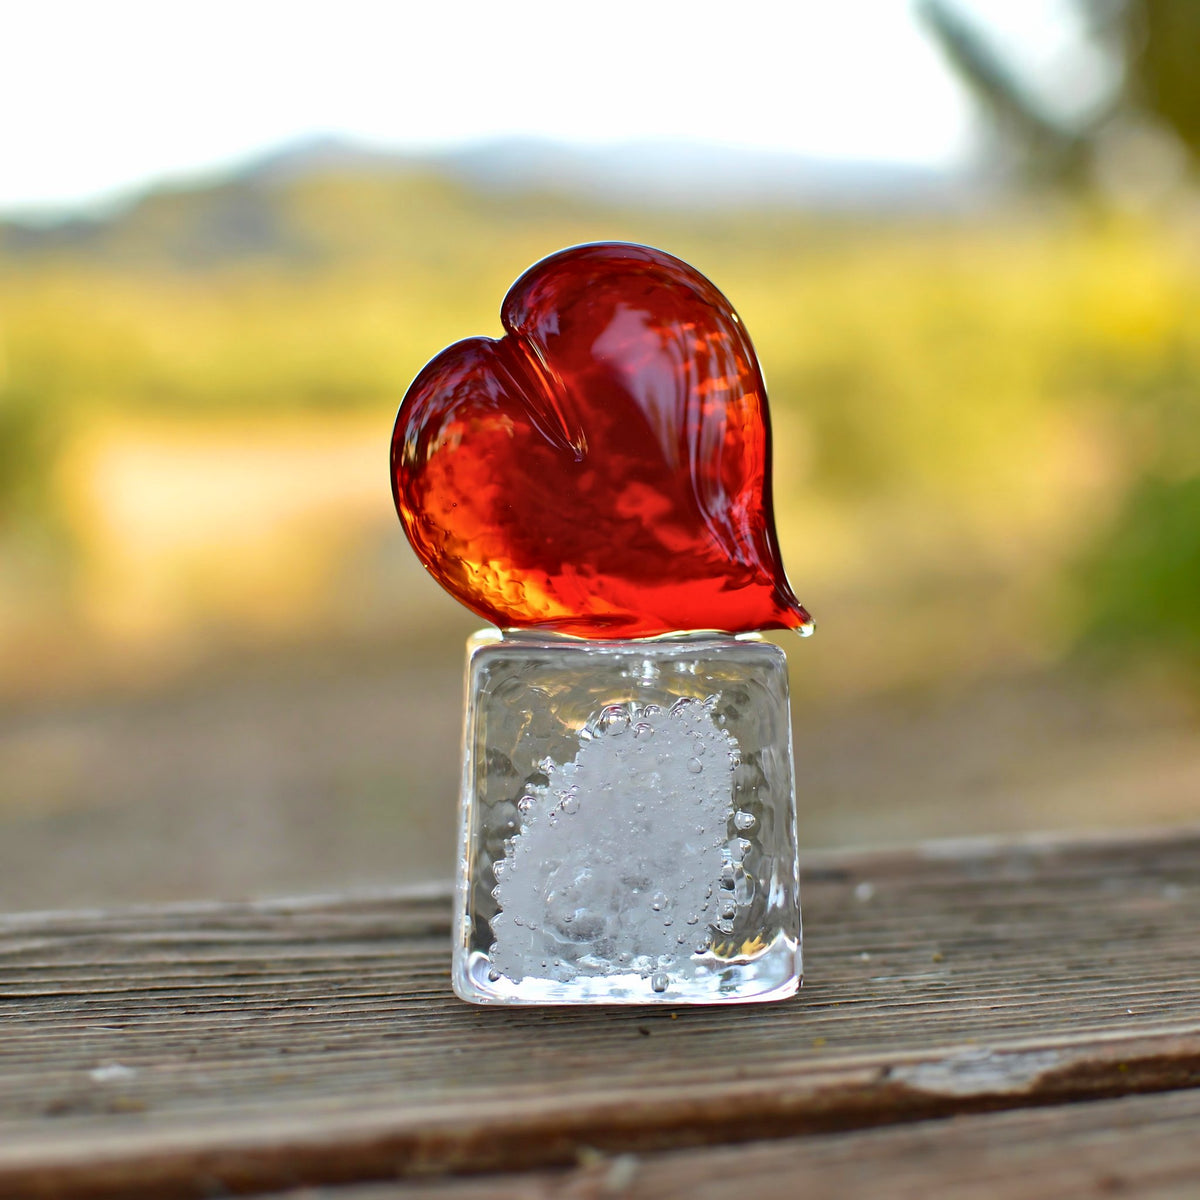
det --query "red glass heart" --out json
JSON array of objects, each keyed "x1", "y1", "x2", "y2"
[{"x1": 391, "y1": 242, "x2": 811, "y2": 639}]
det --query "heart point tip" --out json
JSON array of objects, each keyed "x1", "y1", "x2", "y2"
[{"x1": 780, "y1": 602, "x2": 815, "y2": 638}]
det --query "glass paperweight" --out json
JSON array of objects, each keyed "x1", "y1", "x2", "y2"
[
  {"x1": 389, "y1": 242, "x2": 812, "y2": 1005},
  {"x1": 455, "y1": 632, "x2": 800, "y2": 1005}
]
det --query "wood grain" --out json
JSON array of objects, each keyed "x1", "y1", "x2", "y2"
[
  {"x1": 259, "y1": 1088, "x2": 1200, "y2": 1200},
  {"x1": 0, "y1": 829, "x2": 1197, "y2": 1199}
]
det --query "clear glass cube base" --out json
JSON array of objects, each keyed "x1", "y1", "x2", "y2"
[{"x1": 452, "y1": 631, "x2": 802, "y2": 1005}]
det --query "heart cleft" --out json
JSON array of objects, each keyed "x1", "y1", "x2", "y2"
[{"x1": 390, "y1": 242, "x2": 812, "y2": 640}]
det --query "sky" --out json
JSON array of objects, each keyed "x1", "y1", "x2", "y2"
[{"x1": 1, "y1": 0, "x2": 1085, "y2": 216}]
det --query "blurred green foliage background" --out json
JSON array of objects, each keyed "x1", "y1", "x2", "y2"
[{"x1": 1, "y1": 0, "x2": 1199, "y2": 910}]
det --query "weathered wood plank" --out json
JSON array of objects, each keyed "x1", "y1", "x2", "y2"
[
  {"x1": 257, "y1": 1088, "x2": 1200, "y2": 1200},
  {"x1": 0, "y1": 830, "x2": 1197, "y2": 1199}
]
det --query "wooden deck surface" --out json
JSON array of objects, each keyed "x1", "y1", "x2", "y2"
[{"x1": 2, "y1": 829, "x2": 1198, "y2": 1199}]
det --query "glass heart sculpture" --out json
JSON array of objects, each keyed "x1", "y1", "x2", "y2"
[
  {"x1": 392, "y1": 244, "x2": 808, "y2": 1006},
  {"x1": 391, "y1": 242, "x2": 811, "y2": 639}
]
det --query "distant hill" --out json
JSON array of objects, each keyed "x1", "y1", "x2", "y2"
[
  {"x1": 251, "y1": 135, "x2": 974, "y2": 209},
  {"x1": 0, "y1": 136, "x2": 982, "y2": 266}
]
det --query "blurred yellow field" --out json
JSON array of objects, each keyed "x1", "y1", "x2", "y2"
[{"x1": 3, "y1": 180, "x2": 1197, "y2": 703}]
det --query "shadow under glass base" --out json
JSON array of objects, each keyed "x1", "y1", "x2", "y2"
[{"x1": 452, "y1": 631, "x2": 802, "y2": 1006}]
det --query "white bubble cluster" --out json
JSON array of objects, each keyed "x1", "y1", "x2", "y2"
[{"x1": 490, "y1": 697, "x2": 738, "y2": 986}]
